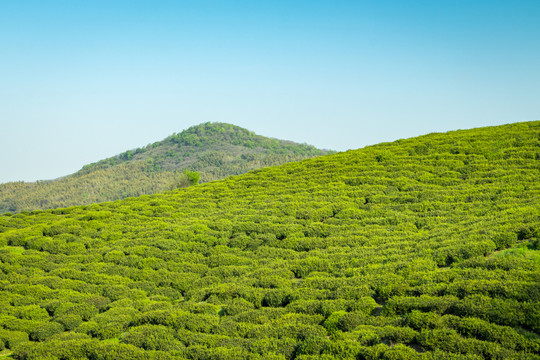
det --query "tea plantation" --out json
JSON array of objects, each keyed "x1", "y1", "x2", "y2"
[{"x1": 0, "y1": 121, "x2": 539, "y2": 359}]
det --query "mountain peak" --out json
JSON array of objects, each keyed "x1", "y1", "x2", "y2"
[{"x1": 0, "y1": 123, "x2": 333, "y2": 213}]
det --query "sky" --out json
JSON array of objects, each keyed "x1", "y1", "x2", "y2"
[{"x1": 1, "y1": 0, "x2": 539, "y2": 183}]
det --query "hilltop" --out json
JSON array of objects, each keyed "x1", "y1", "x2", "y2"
[
  {"x1": 0, "y1": 121, "x2": 539, "y2": 359},
  {"x1": 0, "y1": 122, "x2": 332, "y2": 213}
]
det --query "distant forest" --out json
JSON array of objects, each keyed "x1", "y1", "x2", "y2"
[{"x1": 0, "y1": 123, "x2": 333, "y2": 214}]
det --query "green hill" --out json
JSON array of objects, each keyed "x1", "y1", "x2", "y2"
[
  {"x1": 0, "y1": 122, "x2": 332, "y2": 214},
  {"x1": 0, "y1": 121, "x2": 539, "y2": 359}
]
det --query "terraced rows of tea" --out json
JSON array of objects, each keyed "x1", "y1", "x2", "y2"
[{"x1": 0, "y1": 121, "x2": 539, "y2": 359}]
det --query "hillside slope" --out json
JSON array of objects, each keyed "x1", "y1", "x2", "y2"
[
  {"x1": 0, "y1": 122, "x2": 332, "y2": 214},
  {"x1": 0, "y1": 121, "x2": 539, "y2": 359}
]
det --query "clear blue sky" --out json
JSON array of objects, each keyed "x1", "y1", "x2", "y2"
[{"x1": 1, "y1": 0, "x2": 539, "y2": 183}]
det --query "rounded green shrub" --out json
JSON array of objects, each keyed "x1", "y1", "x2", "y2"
[
  {"x1": 120, "y1": 324, "x2": 182, "y2": 351},
  {"x1": 30, "y1": 322, "x2": 64, "y2": 342}
]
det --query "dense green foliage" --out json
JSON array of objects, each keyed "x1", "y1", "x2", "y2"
[
  {"x1": 174, "y1": 171, "x2": 201, "y2": 189},
  {"x1": 0, "y1": 123, "x2": 331, "y2": 214},
  {"x1": 0, "y1": 121, "x2": 539, "y2": 359}
]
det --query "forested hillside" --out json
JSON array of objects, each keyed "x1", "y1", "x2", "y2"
[
  {"x1": 0, "y1": 121, "x2": 539, "y2": 360},
  {"x1": 0, "y1": 122, "x2": 331, "y2": 214}
]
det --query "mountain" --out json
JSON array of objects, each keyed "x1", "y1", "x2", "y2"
[
  {"x1": 0, "y1": 122, "x2": 333, "y2": 214},
  {"x1": 0, "y1": 121, "x2": 539, "y2": 359}
]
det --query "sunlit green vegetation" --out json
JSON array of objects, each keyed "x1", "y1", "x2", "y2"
[
  {"x1": 0, "y1": 122, "x2": 332, "y2": 214},
  {"x1": 0, "y1": 121, "x2": 539, "y2": 359}
]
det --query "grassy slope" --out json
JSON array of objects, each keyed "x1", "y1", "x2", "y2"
[
  {"x1": 0, "y1": 122, "x2": 332, "y2": 214},
  {"x1": 0, "y1": 121, "x2": 539, "y2": 359}
]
